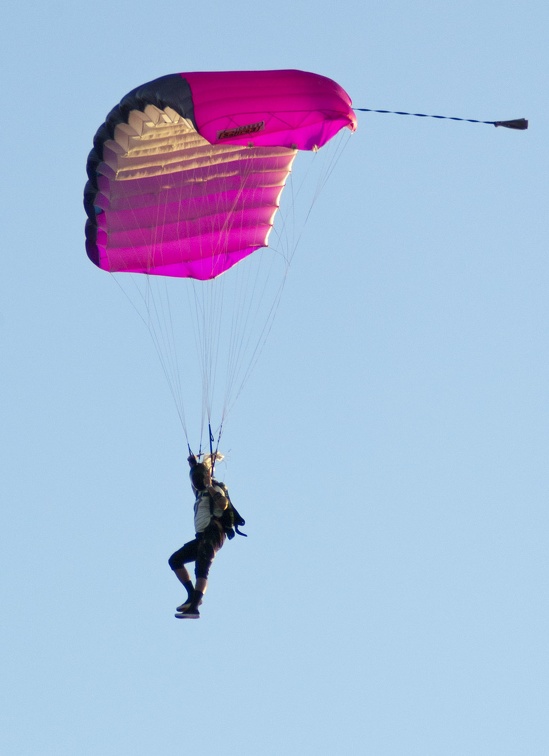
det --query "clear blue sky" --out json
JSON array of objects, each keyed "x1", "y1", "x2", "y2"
[{"x1": 1, "y1": 2, "x2": 547, "y2": 754}]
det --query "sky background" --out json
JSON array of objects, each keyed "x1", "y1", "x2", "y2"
[{"x1": 1, "y1": 2, "x2": 547, "y2": 754}]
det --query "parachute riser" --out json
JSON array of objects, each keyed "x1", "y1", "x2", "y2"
[
  {"x1": 209, "y1": 423, "x2": 215, "y2": 477},
  {"x1": 186, "y1": 423, "x2": 223, "y2": 478}
]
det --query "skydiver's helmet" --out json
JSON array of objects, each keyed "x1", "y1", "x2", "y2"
[{"x1": 189, "y1": 462, "x2": 210, "y2": 491}]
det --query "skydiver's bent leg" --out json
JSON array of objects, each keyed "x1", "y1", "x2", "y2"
[
  {"x1": 183, "y1": 522, "x2": 226, "y2": 615},
  {"x1": 169, "y1": 539, "x2": 199, "y2": 572},
  {"x1": 169, "y1": 540, "x2": 199, "y2": 607}
]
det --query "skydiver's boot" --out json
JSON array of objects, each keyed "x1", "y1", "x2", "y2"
[
  {"x1": 176, "y1": 580, "x2": 195, "y2": 612},
  {"x1": 175, "y1": 606, "x2": 200, "y2": 619},
  {"x1": 175, "y1": 590, "x2": 204, "y2": 619},
  {"x1": 175, "y1": 596, "x2": 203, "y2": 613}
]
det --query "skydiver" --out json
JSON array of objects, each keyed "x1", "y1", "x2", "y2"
[{"x1": 168, "y1": 453, "x2": 229, "y2": 619}]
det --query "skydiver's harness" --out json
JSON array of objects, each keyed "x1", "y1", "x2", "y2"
[{"x1": 210, "y1": 480, "x2": 247, "y2": 540}]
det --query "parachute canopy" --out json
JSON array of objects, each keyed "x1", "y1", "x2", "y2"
[{"x1": 84, "y1": 69, "x2": 357, "y2": 280}]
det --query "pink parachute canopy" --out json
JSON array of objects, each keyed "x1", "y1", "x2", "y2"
[{"x1": 85, "y1": 69, "x2": 357, "y2": 280}]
